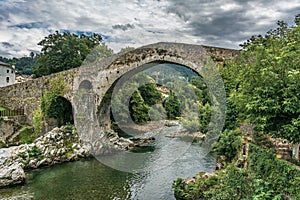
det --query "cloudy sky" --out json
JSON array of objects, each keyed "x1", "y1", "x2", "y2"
[{"x1": 0, "y1": 0, "x2": 299, "y2": 58}]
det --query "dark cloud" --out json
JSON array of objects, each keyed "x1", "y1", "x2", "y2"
[
  {"x1": 0, "y1": 0, "x2": 299, "y2": 57},
  {"x1": 112, "y1": 23, "x2": 135, "y2": 31},
  {"x1": 1, "y1": 42, "x2": 14, "y2": 48},
  {"x1": 166, "y1": 0, "x2": 300, "y2": 47}
]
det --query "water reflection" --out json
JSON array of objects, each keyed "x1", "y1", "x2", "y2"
[{"x1": 0, "y1": 137, "x2": 215, "y2": 200}]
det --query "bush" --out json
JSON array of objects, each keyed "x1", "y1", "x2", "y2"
[
  {"x1": 33, "y1": 106, "x2": 43, "y2": 134},
  {"x1": 28, "y1": 146, "x2": 42, "y2": 158},
  {"x1": 18, "y1": 126, "x2": 37, "y2": 144},
  {"x1": 213, "y1": 128, "x2": 242, "y2": 162},
  {"x1": 249, "y1": 144, "x2": 300, "y2": 198}
]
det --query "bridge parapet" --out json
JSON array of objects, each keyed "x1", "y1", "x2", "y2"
[{"x1": 0, "y1": 42, "x2": 239, "y2": 125}]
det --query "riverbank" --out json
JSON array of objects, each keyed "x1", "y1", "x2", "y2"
[
  {"x1": 119, "y1": 120, "x2": 205, "y2": 141},
  {"x1": 173, "y1": 129, "x2": 300, "y2": 199},
  {"x1": 0, "y1": 126, "x2": 90, "y2": 188},
  {"x1": 0, "y1": 124, "x2": 215, "y2": 200},
  {"x1": 0, "y1": 124, "x2": 159, "y2": 188}
]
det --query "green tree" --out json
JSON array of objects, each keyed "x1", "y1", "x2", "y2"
[
  {"x1": 0, "y1": 53, "x2": 37, "y2": 75},
  {"x1": 33, "y1": 106, "x2": 43, "y2": 134},
  {"x1": 139, "y1": 83, "x2": 162, "y2": 106},
  {"x1": 224, "y1": 15, "x2": 300, "y2": 159},
  {"x1": 213, "y1": 129, "x2": 243, "y2": 162},
  {"x1": 149, "y1": 104, "x2": 167, "y2": 121},
  {"x1": 130, "y1": 90, "x2": 150, "y2": 124},
  {"x1": 164, "y1": 91, "x2": 181, "y2": 119},
  {"x1": 33, "y1": 31, "x2": 102, "y2": 77}
]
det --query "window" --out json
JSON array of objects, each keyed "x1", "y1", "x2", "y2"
[
  {"x1": 6, "y1": 77, "x2": 9, "y2": 83},
  {"x1": 7, "y1": 69, "x2": 9, "y2": 73},
  {"x1": 11, "y1": 70, "x2": 13, "y2": 73}
]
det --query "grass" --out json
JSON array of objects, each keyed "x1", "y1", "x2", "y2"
[
  {"x1": 18, "y1": 126, "x2": 37, "y2": 144},
  {"x1": 0, "y1": 106, "x2": 6, "y2": 111}
]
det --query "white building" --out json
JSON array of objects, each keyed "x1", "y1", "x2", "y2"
[{"x1": 0, "y1": 61, "x2": 15, "y2": 87}]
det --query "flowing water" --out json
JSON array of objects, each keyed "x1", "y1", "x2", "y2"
[{"x1": 0, "y1": 126, "x2": 216, "y2": 200}]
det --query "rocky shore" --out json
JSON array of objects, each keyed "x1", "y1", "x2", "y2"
[
  {"x1": 0, "y1": 126, "x2": 90, "y2": 188},
  {"x1": 0, "y1": 120, "x2": 201, "y2": 188},
  {"x1": 0, "y1": 125, "x2": 156, "y2": 188}
]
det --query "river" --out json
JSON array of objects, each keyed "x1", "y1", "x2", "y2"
[{"x1": 0, "y1": 125, "x2": 216, "y2": 200}]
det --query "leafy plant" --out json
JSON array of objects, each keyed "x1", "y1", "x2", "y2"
[
  {"x1": 213, "y1": 128, "x2": 243, "y2": 162},
  {"x1": 164, "y1": 91, "x2": 181, "y2": 120},
  {"x1": 18, "y1": 126, "x2": 37, "y2": 144},
  {"x1": 41, "y1": 75, "x2": 73, "y2": 127},
  {"x1": 130, "y1": 90, "x2": 150, "y2": 124},
  {"x1": 28, "y1": 146, "x2": 42, "y2": 158},
  {"x1": 33, "y1": 106, "x2": 43, "y2": 134}
]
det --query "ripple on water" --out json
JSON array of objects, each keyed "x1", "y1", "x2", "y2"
[{"x1": 0, "y1": 131, "x2": 215, "y2": 200}]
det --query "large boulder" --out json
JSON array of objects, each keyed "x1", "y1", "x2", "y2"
[{"x1": 0, "y1": 148, "x2": 25, "y2": 188}]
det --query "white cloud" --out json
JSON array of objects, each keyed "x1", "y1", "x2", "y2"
[{"x1": 0, "y1": 0, "x2": 299, "y2": 57}]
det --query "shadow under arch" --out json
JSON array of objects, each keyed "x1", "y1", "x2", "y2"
[
  {"x1": 72, "y1": 43, "x2": 227, "y2": 172},
  {"x1": 97, "y1": 60, "x2": 204, "y2": 135},
  {"x1": 47, "y1": 96, "x2": 74, "y2": 127}
]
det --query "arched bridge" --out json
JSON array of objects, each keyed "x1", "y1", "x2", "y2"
[{"x1": 0, "y1": 42, "x2": 239, "y2": 129}]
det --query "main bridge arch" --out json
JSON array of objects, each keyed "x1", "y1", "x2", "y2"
[
  {"x1": 73, "y1": 43, "x2": 226, "y2": 149},
  {"x1": 73, "y1": 42, "x2": 213, "y2": 111}
]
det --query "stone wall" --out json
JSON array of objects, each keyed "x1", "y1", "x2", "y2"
[
  {"x1": 0, "y1": 69, "x2": 78, "y2": 125},
  {"x1": 0, "y1": 42, "x2": 239, "y2": 127},
  {"x1": 0, "y1": 116, "x2": 27, "y2": 146}
]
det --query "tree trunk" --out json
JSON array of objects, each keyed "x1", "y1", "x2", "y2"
[{"x1": 292, "y1": 143, "x2": 300, "y2": 161}]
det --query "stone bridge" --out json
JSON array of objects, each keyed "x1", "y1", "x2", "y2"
[{"x1": 0, "y1": 42, "x2": 239, "y2": 131}]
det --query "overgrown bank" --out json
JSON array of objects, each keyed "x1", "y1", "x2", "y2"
[
  {"x1": 173, "y1": 129, "x2": 300, "y2": 199},
  {"x1": 173, "y1": 14, "x2": 300, "y2": 200}
]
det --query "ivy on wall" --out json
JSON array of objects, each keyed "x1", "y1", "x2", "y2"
[{"x1": 41, "y1": 75, "x2": 73, "y2": 127}]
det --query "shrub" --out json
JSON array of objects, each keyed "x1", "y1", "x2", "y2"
[
  {"x1": 18, "y1": 126, "x2": 37, "y2": 144},
  {"x1": 213, "y1": 128, "x2": 242, "y2": 162},
  {"x1": 33, "y1": 106, "x2": 43, "y2": 134}
]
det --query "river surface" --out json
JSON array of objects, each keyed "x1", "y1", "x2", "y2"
[{"x1": 0, "y1": 125, "x2": 216, "y2": 200}]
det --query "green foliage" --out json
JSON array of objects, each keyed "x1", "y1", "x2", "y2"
[
  {"x1": 173, "y1": 164, "x2": 285, "y2": 200},
  {"x1": 190, "y1": 77, "x2": 210, "y2": 105},
  {"x1": 0, "y1": 53, "x2": 36, "y2": 75},
  {"x1": 33, "y1": 106, "x2": 43, "y2": 134},
  {"x1": 198, "y1": 103, "x2": 211, "y2": 133},
  {"x1": 0, "y1": 106, "x2": 6, "y2": 111},
  {"x1": 18, "y1": 126, "x2": 37, "y2": 144},
  {"x1": 0, "y1": 140, "x2": 5, "y2": 148},
  {"x1": 28, "y1": 146, "x2": 42, "y2": 158},
  {"x1": 111, "y1": 73, "x2": 162, "y2": 125},
  {"x1": 165, "y1": 91, "x2": 181, "y2": 119},
  {"x1": 180, "y1": 118, "x2": 200, "y2": 133},
  {"x1": 139, "y1": 83, "x2": 162, "y2": 106},
  {"x1": 130, "y1": 91, "x2": 150, "y2": 124},
  {"x1": 223, "y1": 15, "x2": 300, "y2": 143},
  {"x1": 213, "y1": 128, "x2": 242, "y2": 162},
  {"x1": 33, "y1": 31, "x2": 102, "y2": 77},
  {"x1": 41, "y1": 76, "x2": 73, "y2": 127},
  {"x1": 249, "y1": 144, "x2": 300, "y2": 198}
]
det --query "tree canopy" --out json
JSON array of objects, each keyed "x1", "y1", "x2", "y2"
[
  {"x1": 223, "y1": 14, "x2": 300, "y2": 144},
  {"x1": 33, "y1": 31, "x2": 103, "y2": 77}
]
